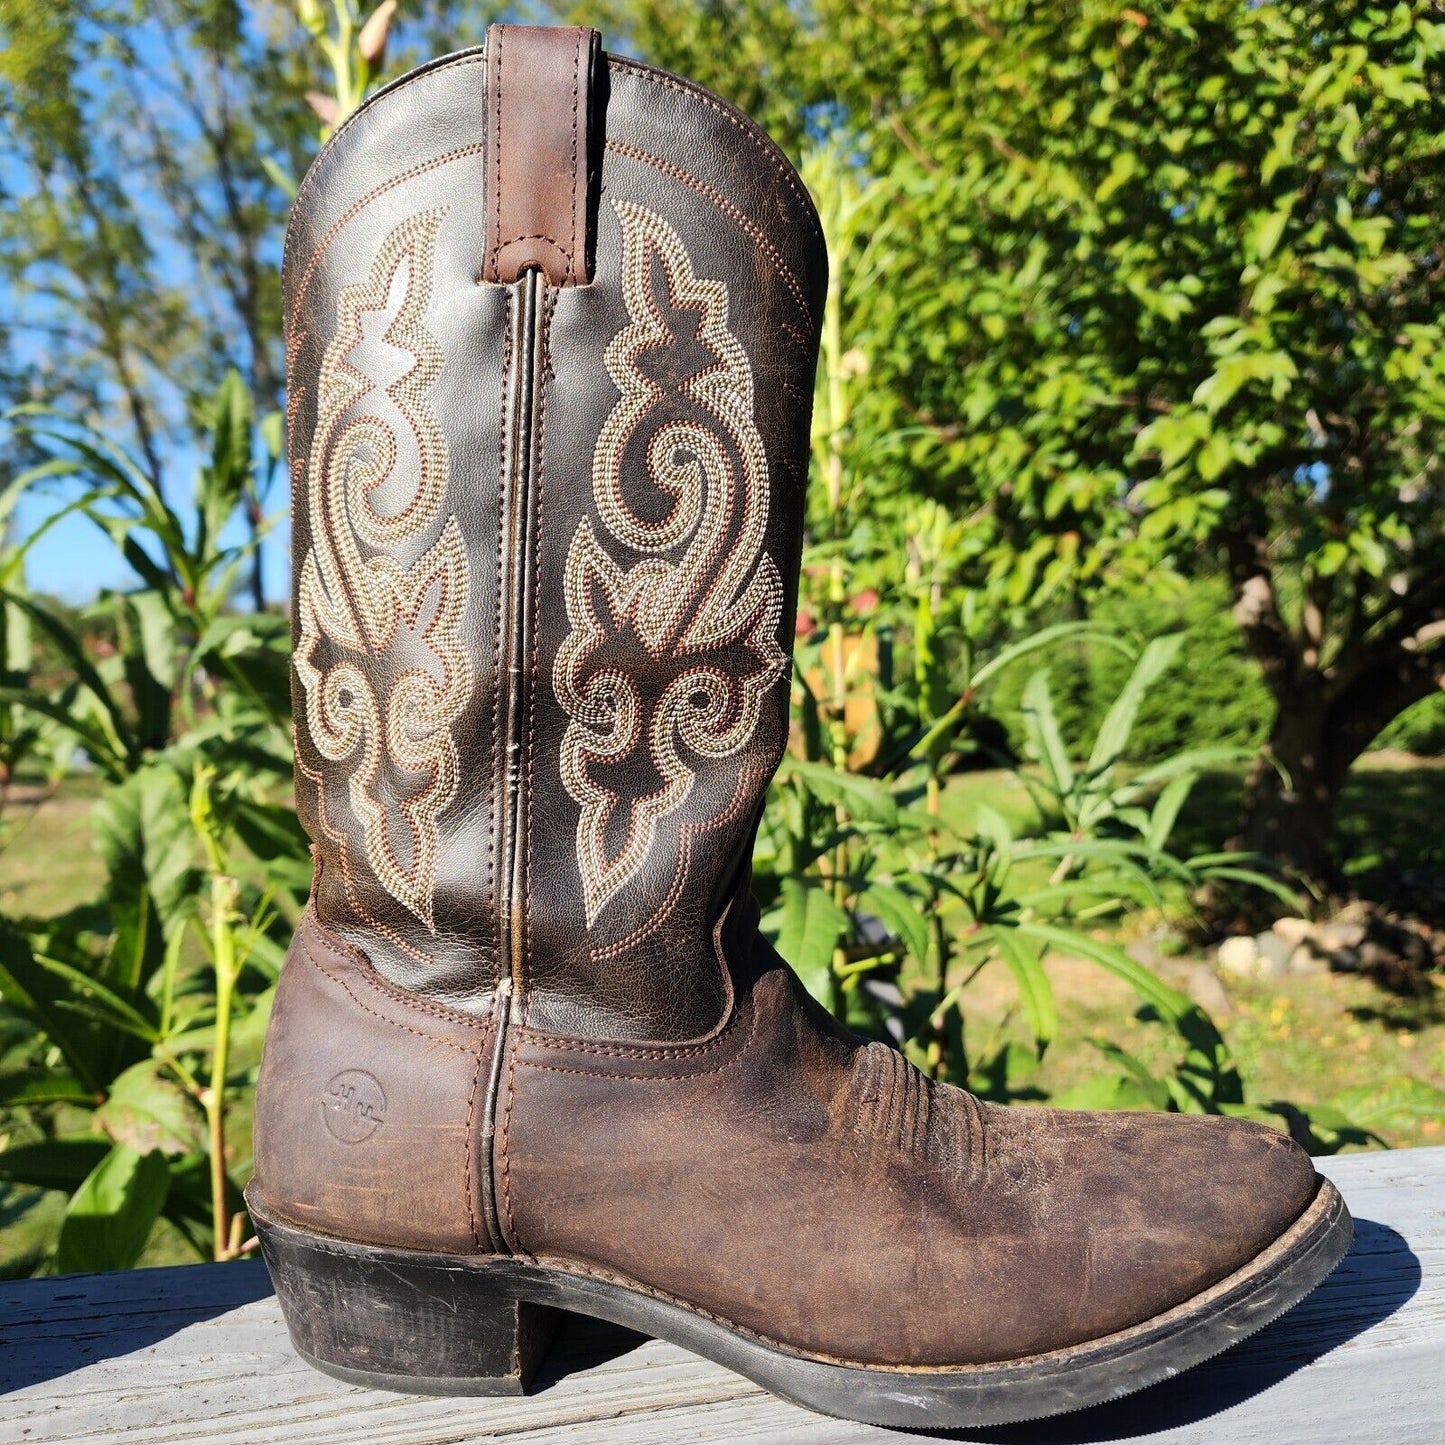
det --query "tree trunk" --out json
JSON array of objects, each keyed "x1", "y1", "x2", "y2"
[
  {"x1": 1240, "y1": 658, "x2": 1442, "y2": 888},
  {"x1": 1238, "y1": 693, "x2": 1349, "y2": 886}
]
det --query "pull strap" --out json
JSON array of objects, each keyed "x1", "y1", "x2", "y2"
[{"x1": 483, "y1": 23, "x2": 600, "y2": 287}]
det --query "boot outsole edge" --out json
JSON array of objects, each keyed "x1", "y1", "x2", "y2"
[{"x1": 246, "y1": 1176, "x2": 1353, "y2": 1428}]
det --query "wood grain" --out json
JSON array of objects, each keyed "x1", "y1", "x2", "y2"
[{"x1": 0, "y1": 1148, "x2": 1438, "y2": 1444}]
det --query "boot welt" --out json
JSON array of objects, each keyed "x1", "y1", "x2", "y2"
[{"x1": 245, "y1": 1176, "x2": 1351, "y2": 1428}]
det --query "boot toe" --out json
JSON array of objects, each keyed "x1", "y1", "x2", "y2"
[{"x1": 971, "y1": 1102, "x2": 1319, "y2": 1348}]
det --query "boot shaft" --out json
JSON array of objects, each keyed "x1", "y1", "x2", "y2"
[{"x1": 286, "y1": 27, "x2": 826, "y2": 1039}]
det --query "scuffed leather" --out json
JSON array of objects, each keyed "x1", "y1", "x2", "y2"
[
  {"x1": 483, "y1": 24, "x2": 599, "y2": 285},
  {"x1": 252, "y1": 909, "x2": 496, "y2": 1254},
  {"x1": 500, "y1": 935, "x2": 1319, "y2": 1366},
  {"x1": 267, "y1": 36, "x2": 1326, "y2": 1375}
]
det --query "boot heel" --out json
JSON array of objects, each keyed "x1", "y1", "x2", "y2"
[{"x1": 251, "y1": 1196, "x2": 559, "y2": 1396}]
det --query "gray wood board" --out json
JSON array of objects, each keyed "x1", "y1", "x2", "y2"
[{"x1": 0, "y1": 1147, "x2": 1439, "y2": 1444}]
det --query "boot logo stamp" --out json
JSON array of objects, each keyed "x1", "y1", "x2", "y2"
[
  {"x1": 294, "y1": 209, "x2": 472, "y2": 932},
  {"x1": 554, "y1": 200, "x2": 786, "y2": 925},
  {"x1": 322, "y1": 1069, "x2": 388, "y2": 1144}
]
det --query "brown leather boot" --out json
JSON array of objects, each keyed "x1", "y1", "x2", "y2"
[{"x1": 247, "y1": 25, "x2": 1352, "y2": 1428}]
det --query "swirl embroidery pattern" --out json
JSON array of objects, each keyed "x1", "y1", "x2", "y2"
[
  {"x1": 294, "y1": 209, "x2": 470, "y2": 931},
  {"x1": 555, "y1": 199, "x2": 786, "y2": 925}
]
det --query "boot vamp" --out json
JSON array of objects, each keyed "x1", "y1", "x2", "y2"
[{"x1": 505, "y1": 959, "x2": 1318, "y2": 1366}]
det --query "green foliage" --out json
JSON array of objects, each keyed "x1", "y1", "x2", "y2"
[
  {"x1": 0, "y1": 375, "x2": 304, "y2": 1271},
  {"x1": 1374, "y1": 693, "x2": 1445, "y2": 757},
  {"x1": 993, "y1": 576, "x2": 1271, "y2": 764},
  {"x1": 628, "y1": 0, "x2": 1445, "y2": 879}
]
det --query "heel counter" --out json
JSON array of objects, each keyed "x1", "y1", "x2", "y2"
[{"x1": 252, "y1": 911, "x2": 495, "y2": 1253}]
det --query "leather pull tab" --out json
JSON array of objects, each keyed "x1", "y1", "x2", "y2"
[{"x1": 484, "y1": 24, "x2": 599, "y2": 287}]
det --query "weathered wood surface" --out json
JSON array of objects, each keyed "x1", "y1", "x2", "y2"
[{"x1": 0, "y1": 1147, "x2": 1438, "y2": 1445}]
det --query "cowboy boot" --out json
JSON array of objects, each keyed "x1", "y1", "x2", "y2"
[{"x1": 246, "y1": 25, "x2": 1352, "y2": 1428}]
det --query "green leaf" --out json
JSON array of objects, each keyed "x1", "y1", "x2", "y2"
[
  {"x1": 0, "y1": 1137, "x2": 112, "y2": 1193},
  {"x1": 1019, "y1": 668, "x2": 1074, "y2": 796},
  {"x1": 93, "y1": 763, "x2": 200, "y2": 991},
  {"x1": 774, "y1": 877, "x2": 849, "y2": 1002},
  {"x1": 57, "y1": 1145, "x2": 170, "y2": 1274},
  {"x1": 125, "y1": 590, "x2": 178, "y2": 691},
  {"x1": 199, "y1": 370, "x2": 253, "y2": 550},
  {"x1": 990, "y1": 927, "x2": 1057, "y2": 1053},
  {"x1": 0, "y1": 591, "x2": 135, "y2": 763},
  {"x1": 95, "y1": 1060, "x2": 205, "y2": 1156},
  {"x1": 1146, "y1": 774, "x2": 1195, "y2": 851},
  {"x1": 1087, "y1": 634, "x2": 1183, "y2": 775},
  {"x1": 777, "y1": 757, "x2": 898, "y2": 826},
  {"x1": 0, "y1": 1069, "x2": 96, "y2": 1107},
  {"x1": 1015, "y1": 921, "x2": 1191, "y2": 1021},
  {"x1": 856, "y1": 881, "x2": 929, "y2": 963},
  {"x1": 228, "y1": 799, "x2": 310, "y2": 862},
  {"x1": 0, "y1": 918, "x2": 101, "y2": 1091}
]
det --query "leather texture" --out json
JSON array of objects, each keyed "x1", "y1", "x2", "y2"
[
  {"x1": 259, "y1": 27, "x2": 1328, "y2": 1376},
  {"x1": 483, "y1": 24, "x2": 599, "y2": 285},
  {"x1": 500, "y1": 933, "x2": 1317, "y2": 1365},
  {"x1": 283, "y1": 35, "x2": 825, "y2": 1036},
  {"x1": 253, "y1": 906, "x2": 495, "y2": 1253}
]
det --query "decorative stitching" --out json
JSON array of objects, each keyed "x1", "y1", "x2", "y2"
[
  {"x1": 287, "y1": 141, "x2": 487, "y2": 335},
  {"x1": 297, "y1": 751, "x2": 431, "y2": 966},
  {"x1": 609, "y1": 58, "x2": 820, "y2": 231},
  {"x1": 604, "y1": 138, "x2": 812, "y2": 327},
  {"x1": 282, "y1": 55, "x2": 488, "y2": 280},
  {"x1": 303, "y1": 916, "x2": 494, "y2": 1027},
  {"x1": 282, "y1": 46, "x2": 820, "y2": 300},
  {"x1": 553, "y1": 201, "x2": 787, "y2": 926},
  {"x1": 294, "y1": 210, "x2": 472, "y2": 931},
  {"x1": 516, "y1": 995, "x2": 756, "y2": 1081}
]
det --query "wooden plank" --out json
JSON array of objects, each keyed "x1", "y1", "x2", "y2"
[{"x1": 0, "y1": 1147, "x2": 1438, "y2": 1445}]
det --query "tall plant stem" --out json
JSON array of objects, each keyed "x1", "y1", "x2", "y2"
[
  {"x1": 204, "y1": 870, "x2": 239, "y2": 1260},
  {"x1": 191, "y1": 763, "x2": 242, "y2": 1261},
  {"x1": 819, "y1": 229, "x2": 852, "y2": 1019}
]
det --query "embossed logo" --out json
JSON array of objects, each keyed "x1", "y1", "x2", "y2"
[{"x1": 322, "y1": 1070, "x2": 388, "y2": 1144}]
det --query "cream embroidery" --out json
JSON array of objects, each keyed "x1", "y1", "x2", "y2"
[
  {"x1": 555, "y1": 200, "x2": 785, "y2": 925},
  {"x1": 295, "y1": 209, "x2": 470, "y2": 930}
]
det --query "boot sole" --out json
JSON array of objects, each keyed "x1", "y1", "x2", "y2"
[{"x1": 246, "y1": 1175, "x2": 1351, "y2": 1428}]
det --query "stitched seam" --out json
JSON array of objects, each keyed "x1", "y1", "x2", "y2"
[
  {"x1": 295, "y1": 753, "x2": 434, "y2": 967},
  {"x1": 282, "y1": 54, "x2": 488, "y2": 274},
  {"x1": 499, "y1": 1027, "x2": 521, "y2": 1250},
  {"x1": 522, "y1": 285, "x2": 555, "y2": 1028},
  {"x1": 605, "y1": 138, "x2": 811, "y2": 324},
  {"x1": 462, "y1": 1040, "x2": 486, "y2": 1248},
  {"x1": 610, "y1": 59, "x2": 819, "y2": 226},
  {"x1": 587, "y1": 843, "x2": 688, "y2": 961},
  {"x1": 516, "y1": 993, "x2": 757, "y2": 1077},
  {"x1": 282, "y1": 47, "x2": 817, "y2": 296},
  {"x1": 489, "y1": 27, "x2": 503, "y2": 282},
  {"x1": 302, "y1": 914, "x2": 493, "y2": 1028},
  {"x1": 286, "y1": 142, "x2": 486, "y2": 334},
  {"x1": 302, "y1": 938, "x2": 482, "y2": 1052},
  {"x1": 491, "y1": 286, "x2": 513, "y2": 986},
  {"x1": 570, "y1": 27, "x2": 582, "y2": 275}
]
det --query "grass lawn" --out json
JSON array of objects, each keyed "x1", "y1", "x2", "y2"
[{"x1": 0, "y1": 755, "x2": 1441, "y2": 1275}]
